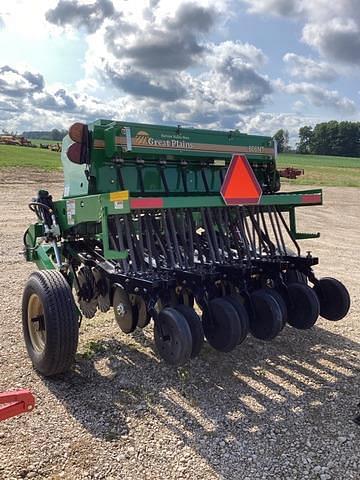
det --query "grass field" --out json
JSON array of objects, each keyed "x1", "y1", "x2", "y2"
[
  {"x1": 0, "y1": 144, "x2": 61, "y2": 170},
  {"x1": 0, "y1": 144, "x2": 359, "y2": 186},
  {"x1": 278, "y1": 153, "x2": 360, "y2": 187},
  {"x1": 29, "y1": 138, "x2": 62, "y2": 146}
]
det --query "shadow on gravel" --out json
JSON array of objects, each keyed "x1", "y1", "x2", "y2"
[{"x1": 44, "y1": 323, "x2": 360, "y2": 471}]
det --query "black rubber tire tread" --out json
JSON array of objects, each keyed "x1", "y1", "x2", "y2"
[
  {"x1": 222, "y1": 295, "x2": 249, "y2": 344},
  {"x1": 174, "y1": 304, "x2": 204, "y2": 358},
  {"x1": 264, "y1": 288, "x2": 287, "y2": 328},
  {"x1": 202, "y1": 298, "x2": 242, "y2": 352},
  {"x1": 22, "y1": 270, "x2": 79, "y2": 376},
  {"x1": 250, "y1": 289, "x2": 283, "y2": 340},
  {"x1": 313, "y1": 277, "x2": 350, "y2": 321},
  {"x1": 287, "y1": 283, "x2": 320, "y2": 330},
  {"x1": 154, "y1": 307, "x2": 192, "y2": 366}
]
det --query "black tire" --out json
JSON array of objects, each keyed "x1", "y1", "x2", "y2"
[
  {"x1": 22, "y1": 270, "x2": 79, "y2": 376},
  {"x1": 264, "y1": 288, "x2": 287, "y2": 328},
  {"x1": 154, "y1": 307, "x2": 192, "y2": 366},
  {"x1": 174, "y1": 304, "x2": 204, "y2": 358},
  {"x1": 250, "y1": 289, "x2": 283, "y2": 340},
  {"x1": 222, "y1": 295, "x2": 249, "y2": 344},
  {"x1": 202, "y1": 298, "x2": 242, "y2": 352},
  {"x1": 313, "y1": 277, "x2": 350, "y2": 321},
  {"x1": 287, "y1": 283, "x2": 319, "y2": 330}
]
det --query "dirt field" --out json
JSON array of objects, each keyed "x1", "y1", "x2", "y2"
[{"x1": 0, "y1": 169, "x2": 359, "y2": 480}]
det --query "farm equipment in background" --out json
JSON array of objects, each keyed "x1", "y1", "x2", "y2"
[
  {"x1": 279, "y1": 167, "x2": 304, "y2": 180},
  {"x1": 0, "y1": 390, "x2": 35, "y2": 421},
  {"x1": 0, "y1": 135, "x2": 32, "y2": 147},
  {"x1": 22, "y1": 119, "x2": 350, "y2": 375},
  {"x1": 39, "y1": 143, "x2": 62, "y2": 152}
]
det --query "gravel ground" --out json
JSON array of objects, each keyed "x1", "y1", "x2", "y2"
[{"x1": 0, "y1": 169, "x2": 359, "y2": 480}]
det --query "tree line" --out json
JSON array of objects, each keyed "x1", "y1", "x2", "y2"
[
  {"x1": 274, "y1": 121, "x2": 360, "y2": 157},
  {"x1": 22, "y1": 129, "x2": 67, "y2": 141}
]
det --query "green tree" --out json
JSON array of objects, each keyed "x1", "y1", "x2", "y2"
[
  {"x1": 297, "y1": 126, "x2": 313, "y2": 154},
  {"x1": 273, "y1": 129, "x2": 289, "y2": 153},
  {"x1": 311, "y1": 121, "x2": 339, "y2": 155},
  {"x1": 297, "y1": 120, "x2": 360, "y2": 156},
  {"x1": 51, "y1": 128, "x2": 67, "y2": 141}
]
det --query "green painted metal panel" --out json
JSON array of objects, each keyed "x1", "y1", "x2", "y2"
[
  {"x1": 62, "y1": 119, "x2": 278, "y2": 198},
  {"x1": 128, "y1": 188, "x2": 323, "y2": 210},
  {"x1": 34, "y1": 244, "x2": 56, "y2": 270},
  {"x1": 54, "y1": 192, "x2": 130, "y2": 230}
]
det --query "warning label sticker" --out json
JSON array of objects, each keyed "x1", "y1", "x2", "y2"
[
  {"x1": 113, "y1": 200, "x2": 124, "y2": 210},
  {"x1": 66, "y1": 199, "x2": 76, "y2": 225}
]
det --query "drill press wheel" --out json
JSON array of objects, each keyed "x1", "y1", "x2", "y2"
[{"x1": 154, "y1": 307, "x2": 192, "y2": 366}]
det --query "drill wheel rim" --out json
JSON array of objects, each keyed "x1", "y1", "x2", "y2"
[
  {"x1": 154, "y1": 307, "x2": 192, "y2": 366},
  {"x1": 174, "y1": 304, "x2": 204, "y2": 358},
  {"x1": 113, "y1": 286, "x2": 137, "y2": 333},
  {"x1": 313, "y1": 277, "x2": 350, "y2": 321},
  {"x1": 77, "y1": 266, "x2": 98, "y2": 319},
  {"x1": 250, "y1": 289, "x2": 283, "y2": 340},
  {"x1": 93, "y1": 269, "x2": 110, "y2": 313},
  {"x1": 264, "y1": 288, "x2": 288, "y2": 329},
  {"x1": 202, "y1": 297, "x2": 242, "y2": 352},
  {"x1": 222, "y1": 295, "x2": 250, "y2": 344},
  {"x1": 27, "y1": 293, "x2": 46, "y2": 353},
  {"x1": 287, "y1": 283, "x2": 320, "y2": 330},
  {"x1": 135, "y1": 296, "x2": 151, "y2": 328}
]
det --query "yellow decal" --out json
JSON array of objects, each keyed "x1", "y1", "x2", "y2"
[{"x1": 110, "y1": 190, "x2": 129, "y2": 202}]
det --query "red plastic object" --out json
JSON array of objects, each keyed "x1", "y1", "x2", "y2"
[
  {"x1": 0, "y1": 390, "x2": 35, "y2": 421},
  {"x1": 220, "y1": 154, "x2": 262, "y2": 206}
]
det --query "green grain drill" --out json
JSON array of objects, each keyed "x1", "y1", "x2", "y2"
[{"x1": 22, "y1": 120, "x2": 350, "y2": 375}]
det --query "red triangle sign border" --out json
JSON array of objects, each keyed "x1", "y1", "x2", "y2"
[{"x1": 220, "y1": 154, "x2": 263, "y2": 206}]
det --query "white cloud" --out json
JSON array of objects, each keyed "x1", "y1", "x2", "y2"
[
  {"x1": 276, "y1": 80, "x2": 356, "y2": 114},
  {"x1": 242, "y1": 0, "x2": 360, "y2": 66},
  {"x1": 283, "y1": 53, "x2": 336, "y2": 82},
  {"x1": 207, "y1": 41, "x2": 267, "y2": 70},
  {"x1": 242, "y1": 111, "x2": 322, "y2": 145},
  {"x1": 0, "y1": 66, "x2": 44, "y2": 97},
  {"x1": 0, "y1": 0, "x2": 358, "y2": 135},
  {"x1": 0, "y1": 1, "x2": 59, "y2": 39},
  {"x1": 303, "y1": 19, "x2": 360, "y2": 65},
  {"x1": 242, "y1": 0, "x2": 304, "y2": 17}
]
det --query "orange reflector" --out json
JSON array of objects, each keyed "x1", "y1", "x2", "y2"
[{"x1": 220, "y1": 154, "x2": 262, "y2": 205}]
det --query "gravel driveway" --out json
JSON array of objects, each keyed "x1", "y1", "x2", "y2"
[{"x1": 0, "y1": 169, "x2": 359, "y2": 480}]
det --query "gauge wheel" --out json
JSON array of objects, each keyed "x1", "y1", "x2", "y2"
[
  {"x1": 22, "y1": 270, "x2": 79, "y2": 376},
  {"x1": 174, "y1": 304, "x2": 204, "y2": 358},
  {"x1": 202, "y1": 297, "x2": 242, "y2": 352},
  {"x1": 154, "y1": 307, "x2": 193, "y2": 365},
  {"x1": 287, "y1": 283, "x2": 320, "y2": 329},
  {"x1": 222, "y1": 295, "x2": 250, "y2": 344},
  {"x1": 313, "y1": 277, "x2": 350, "y2": 321},
  {"x1": 250, "y1": 289, "x2": 283, "y2": 340}
]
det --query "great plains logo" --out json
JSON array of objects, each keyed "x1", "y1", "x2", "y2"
[
  {"x1": 135, "y1": 131, "x2": 150, "y2": 145},
  {"x1": 134, "y1": 130, "x2": 193, "y2": 150}
]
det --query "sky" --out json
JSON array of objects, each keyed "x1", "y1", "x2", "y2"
[{"x1": 0, "y1": 0, "x2": 360, "y2": 144}]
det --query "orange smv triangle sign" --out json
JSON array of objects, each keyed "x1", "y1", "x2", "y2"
[{"x1": 220, "y1": 154, "x2": 262, "y2": 206}]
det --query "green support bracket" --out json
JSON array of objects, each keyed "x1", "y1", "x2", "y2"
[
  {"x1": 295, "y1": 232, "x2": 321, "y2": 240},
  {"x1": 24, "y1": 223, "x2": 44, "y2": 262},
  {"x1": 289, "y1": 207, "x2": 320, "y2": 240},
  {"x1": 34, "y1": 244, "x2": 56, "y2": 270},
  {"x1": 289, "y1": 207, "x2": 296, "y2": 237}
]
